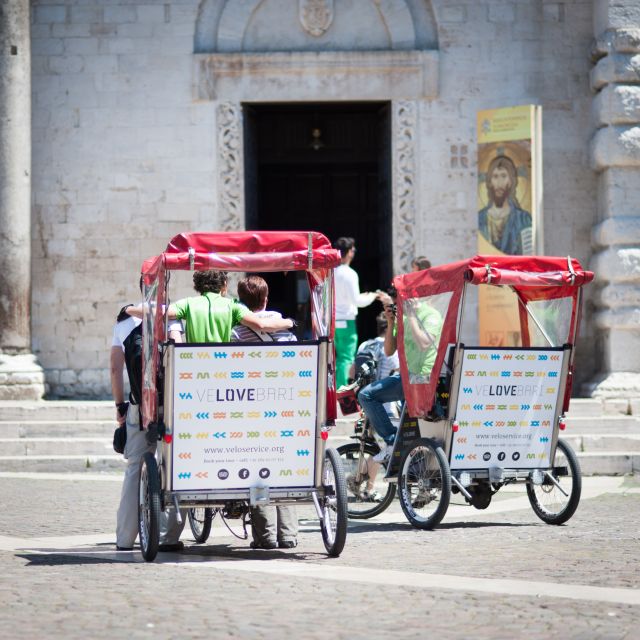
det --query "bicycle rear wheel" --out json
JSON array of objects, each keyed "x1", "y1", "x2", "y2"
[
  {"x1": 320, "y1": 448, "x2": 348, "y2": 557},
  {"x1": 138, "y1": 452, "x2": 161, "y2": 561},
  {"x1": 527, "y1": 439, "x2": 581, "y2": 525},
  {"x1": 337, "y1": 442, "x2": 396, "y2": 519},
  {"x1": 398, "y1": 438, "x2": 451, "y2": 530},
  {"x1": 188, "y1": 507, "x2": 214, "y2": 543}
]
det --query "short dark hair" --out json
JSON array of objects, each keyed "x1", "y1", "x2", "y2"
[
  {"x1": 193, "y1": 270, "x2": 228, "y2": 295},
  {"x1": 237, "y1": 275, "x2": 268, "y2": 312},
  {"x1": 412, "y1": 256, "x2": 431, "y2": 271},
  {"x1": 333, "y1": 237, "x2": 355, "y2": 258}
]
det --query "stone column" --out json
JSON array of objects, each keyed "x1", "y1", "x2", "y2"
[
  {"x1": 0, "y1": 0, "x2": 45, "y2": 399},
  {"x1": 588, "y1": 0, "x2": 640, "y2": 400}
]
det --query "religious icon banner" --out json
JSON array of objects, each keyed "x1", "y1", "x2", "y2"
[{"x1": 477, "y1": 104, "x2": 542, "y2": 347}]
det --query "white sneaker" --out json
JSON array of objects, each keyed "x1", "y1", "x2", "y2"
[{"x1": 372, "y1": 444, "x2": 391, "y2": 463}]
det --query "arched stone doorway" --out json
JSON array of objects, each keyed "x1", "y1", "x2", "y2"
[{"x1": 194, "y1": 0, "x2": 440, "y2": 276}]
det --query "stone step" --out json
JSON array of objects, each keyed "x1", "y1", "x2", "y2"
[
  {"x1": 0, "y1": 400, "x2": 113, "y2": 421},
  {"x1": 0, "y1": 420, "x2": 114, "y2": 438},
  {"x1": 576, "y1": 452, "x2": 640, "y2": 476},
  {"x1": 563, "y1": 415, "x2": 640, "y2": 434},
  {"x1": 562, "y1": 434, "x2": 640, "y2": 452},
  {"x1": 565, "y1": 397, "x2": 636, "y2": 416},
  {"x1": 0, "y1": 455, "x2": 124, "y2": 473},
  {"x1": 0, "y1": 437, "x2": 113, "y2": 456}
]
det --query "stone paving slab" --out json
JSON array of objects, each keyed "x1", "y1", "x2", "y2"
[{"x1": 0, "y1": 474, "x2": 639, "y2": 639}]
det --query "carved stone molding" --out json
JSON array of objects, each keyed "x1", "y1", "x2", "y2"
[
  {"x1": 392, "y1": 100, "x2": 418, "y2": 275},
  {"x1": 194, "y1": 51, "x2": 439, "y2": 102},
  {"x1": 216, "y1": 102, "x2": 245, "y2": 232}
]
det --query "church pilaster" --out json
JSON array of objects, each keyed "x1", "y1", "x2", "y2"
[
  {"x1": 587, "y1": 0, "x2": 640, "y2": 399},
  {"x1": 0, "y1": 0, "x2": 45, "y2": 399}
]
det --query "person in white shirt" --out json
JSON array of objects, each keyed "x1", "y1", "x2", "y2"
[
  {"x1": 333, "y1": 237, "x2": 379, "y2": 388},
  {"x1": 111, "y1": 300, "x2": 186, "y2": 552}
]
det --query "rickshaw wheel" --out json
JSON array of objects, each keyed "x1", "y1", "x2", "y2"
[
  {"x1": 320, "y1": 447, "x2": 348, "y2": 557},
  {"x1": 527, "y1": 438, "x2": 582, "y2": 525},
  {"x1": 138, "y1": 452, "x2": 161, "y2": 561},
  {"x1": 188, "y1": 508, "x2": 214, "y2": 543},
  {"x1": 337, "y1": 442, "x2": 396, "y2": 519},
  {"x1": 398, "y1": 438, "x2": 451, "y2": 530}
]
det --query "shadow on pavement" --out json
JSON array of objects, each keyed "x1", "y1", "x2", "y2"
[
  {"x1": 17, "y1": 552, "x2": 125, "y2": 566},
  {"x1": 346, "y1": 520, "x2": 533, "y2": 534},
  {"x1": 15, "y1": 542, "x2": 327, "y2": 565}
]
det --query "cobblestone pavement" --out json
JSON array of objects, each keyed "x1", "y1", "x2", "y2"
[{"x1": 0, "y1": 472, "x2": 639, "y2": 640}]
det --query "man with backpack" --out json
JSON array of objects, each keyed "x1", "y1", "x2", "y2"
[{"x1": 111, "y1": 301, "x2": 185, "y2": 552}]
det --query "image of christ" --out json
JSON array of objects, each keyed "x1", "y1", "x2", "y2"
[{"x1": 478, "y1": 155, "x2": 532, "y2": 255}]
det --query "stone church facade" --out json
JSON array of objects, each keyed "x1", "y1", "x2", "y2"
[{"x1": 0, "y1": 0, "x2": 638, "y2": 400}]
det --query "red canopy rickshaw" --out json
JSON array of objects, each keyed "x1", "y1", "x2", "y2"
[
  {"x1": 383, "y1": 255, "x2": 594, "y2": 529},
  {"x1": 135, "y1": 231, "x2": 348, "y2": 561}
]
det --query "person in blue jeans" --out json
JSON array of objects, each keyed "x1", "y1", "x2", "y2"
[
  {"x1": 358, "y1": 286, "x2": 441, "y2": 463},
  {"x1": 357, "y1": 301, "x2": 404, "y2": 463}
]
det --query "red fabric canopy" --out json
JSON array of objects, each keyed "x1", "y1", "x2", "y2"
[
  {"x1": 394, "y1": 255, "x2": 594, "y2": 301},
  {"x1": 393, "y1": 255, "x2": 594, "y2": 419},
  {"x1": 141, "y1": 231, "x2": 340, "y2": 278}
]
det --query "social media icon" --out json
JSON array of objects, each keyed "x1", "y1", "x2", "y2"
[
  {"x1": 218, "y1": 469, "x2": 229, "y2": 480},
  {"x1": 512, "y1": 451, "x2": 520, "y2": 461},
  {"x1": 498, "y1": 452, "x2": 506, "y2": 461},
  {"x1": 259, "y1": 467, "x2": 270, "y2": 479},
  {"x1": 483, "y1": 452, "x2": 491, "y2": 461},
  {"x1": 239, "y1": 468, "x2": 250, "y2": 480}
]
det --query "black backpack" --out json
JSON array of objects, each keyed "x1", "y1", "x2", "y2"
[
  {"x1": 353, "y1": 339, "x2": 381, "y2": 383},
  {"x1": 122, "y1": 322, "x2": 143, "y2": 406}
]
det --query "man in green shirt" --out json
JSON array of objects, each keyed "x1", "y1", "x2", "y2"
[
  {"x1": 358, "y1": 295, "x2": 442, "y2": 464},
  {"x1": 129, "y1": 270, "x2": 294, "y2": 340},
  {"x1": 403, "y1": 299, "x2": 442, "y2": 383}
]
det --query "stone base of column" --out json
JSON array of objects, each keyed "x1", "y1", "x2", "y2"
[
  {"x1": 583, "y1": 371, "x2": 640, "y2": 404},
  {"x1": 0, "y1": 354, "x2": 46, "y2": 400}
]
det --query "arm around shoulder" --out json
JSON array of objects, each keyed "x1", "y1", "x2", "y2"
[{"x1": 241, "y1": 310, "x2": 293, "y2": 333}]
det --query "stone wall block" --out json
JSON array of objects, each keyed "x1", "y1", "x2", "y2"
[
  {"x1": 597, "y1": 328, "x2": 640, "y2": 372},
  {"x1": 594, "y1": 27, "x2": 640, "y2": 54},
  {"x1": 592, "y1": 84, "x2": 640, "y2": 127},
  {"x1": 596, "y1": 167, "x2": 640, "y2": 219},
  {"x1": 591, "y1": 246, "x2": 640, "y2": 283},
  {"x1": 488, "y1": 3, "x2": 516, "y2": 23},
  {"x1": 33, "y1": 5, "x2": 66, "y2": 24},
  {"x1": 440, "y1": 6, "x2": 466, "y2": 23},
  {"x1": 591, "y1": 53, "x2": 640, "y2": 91},
  {"x1": 592, "y1": 216, "x2": 640, "y2": 247},
  {"x1": 595, "y1": 283, "x2": 640, "y2": 309},
  {"x1": 48, "y1": 55, "x2": 85, "y2": 75},
  {"x1": 590, "y1": 125, "x2": 640, "y2": 170}
]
